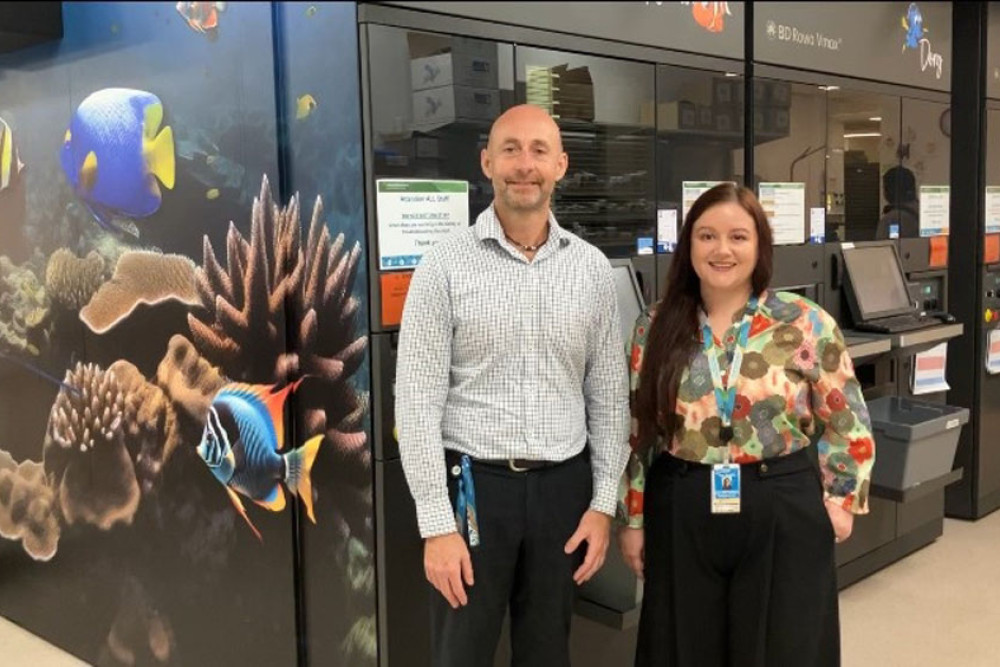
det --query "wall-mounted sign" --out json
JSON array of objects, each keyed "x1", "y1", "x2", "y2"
[
  {"x1": 759, "y1": 182, "x2": 806, "y2": 245},
  {"x1": 376, "y1": 179, "x2": 468, "y2": 270},
  {"x1": 919, "y1": 185, "x2": 950, "y2": 237},
  {"x1": 755, "y1": 2, "x2": 951, "y2": 92}
]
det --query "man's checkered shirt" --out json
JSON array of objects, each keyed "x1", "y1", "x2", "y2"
[{"x1": 396, "y1": 205, "x2": 631, "y2": 538}]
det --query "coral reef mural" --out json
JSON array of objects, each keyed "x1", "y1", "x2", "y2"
[{"x1": 0, "y1": 3, "x2": 371, "y2": 666}]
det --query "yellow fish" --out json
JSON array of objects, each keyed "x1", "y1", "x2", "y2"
[
  {"x1": 0, "y1": 118, "x2": 25, "y2": 191},
  {"x1": 296, "y1": 94, "x2": 318, "y2": 120},
  {"x1": 206, "y1": 188, "x2": 220, "y2": 200},
  {"x1": 306, "y1": 5, "x2": 318, "y2": 17}
]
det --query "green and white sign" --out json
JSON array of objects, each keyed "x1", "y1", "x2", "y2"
[
  {"x1": 986, "y1": 186, "x2": 1000, "y2": 234},
  {"x1": 758, "y1": 182, "x2": 806, "y2": 246},
  {"x1": 682, "y1": 181, "x2": 733, "y2": 224},
  {"x1": 376, "y1": 179, "x2": 469, "y2": 270},
  {"x1": 919, "y1": 185, "x2": 950, "y2": 237}
]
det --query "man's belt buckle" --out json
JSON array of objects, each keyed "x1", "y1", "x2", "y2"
[{"x1": 508, "y1": 458, "x2": 530, "y2": 472}]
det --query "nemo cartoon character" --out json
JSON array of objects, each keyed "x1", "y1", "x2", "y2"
[
  {"x1": 691, "y1": 2, "x2": 731, "y2": 33},
  {"x1": 196, "y1": 379, "x2": 323, "y2": 540}
]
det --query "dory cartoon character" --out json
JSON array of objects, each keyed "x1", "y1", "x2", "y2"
[
  {"x1": 60, "y1": 88, "x2": 175, "y2": 238},
  {"x1": 176, "y1": 2, "x2": 226, "y2": 37},
  {"x1": 902, "y1": 3, "x2": 926, "y2": 51},
  {"x1": 196, "y1": 379, "x2": 323, "y2": 540}
]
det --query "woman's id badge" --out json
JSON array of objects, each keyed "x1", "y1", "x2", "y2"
[{"x1": 711, "y1": 464, "x2": 741, "y2": 514}]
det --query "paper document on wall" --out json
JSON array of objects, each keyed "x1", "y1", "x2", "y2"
[
  {"x1": 759, "y1": 182, "x2": 806, "y2": 245},
  {"x1": 986, "y1": 186, "x2": 1000, "y2": 234},
  {"x1": 682, "y1": 181, "x2": 732, "y2": 223},
  {"x1": 911, "y1": 343, "x2": 950, "y2": 395},
  {"x1": 657, "y1": 209, "x2": 678, "y2": 253},
  {"x1": 376, "y1": 179, "x2": 469, "y2": 271},
  {"x1": 987, "y1": 330, "x2": 1000, "y2": 375},
  {"x1": 919, "y1": 185, "x2": 950, "y2": 237}
]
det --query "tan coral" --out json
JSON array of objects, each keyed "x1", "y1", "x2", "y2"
[
  {"x1": 0, "y1": 456, "x2": 61, "y2": 561},
  {"x1": 80, "y1": 251, "x2": 200, "y2": 334},
  {"x1": 0, "y1": 255, "x2": 49, "y2": 356},
  {"x1": 45, "y1": 248, "x2": 106, "y2": 311},
  {"x1": 43, "y1": 362, "x2": 140, "y2": 530},
  {"x1": 155, "y1": 334, "x2": 225, "y2": 430},
  {"x1": 109, "y1": 360, "x2": 181, "y2": 495}
]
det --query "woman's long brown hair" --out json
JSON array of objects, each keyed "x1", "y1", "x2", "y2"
[{"x1": 634, "y1": 183, "x2": 774, "y2": 453}]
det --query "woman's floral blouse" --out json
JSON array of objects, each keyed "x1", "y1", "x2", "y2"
[{"x1": 619, "y1": 290, "x2": 875, "y2": 529}]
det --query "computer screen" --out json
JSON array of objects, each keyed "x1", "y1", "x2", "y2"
[
  {"x1": 841, "y1": 244, "x2": 913, "y2": 320},
  {"x1": 609, "y1": 259, "x2": 646, "y2": 349}
]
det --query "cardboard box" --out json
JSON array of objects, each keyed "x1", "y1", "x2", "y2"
[
  {"x1": 713, "y1": 106, "x2": 743, "y2": 133},
  {"x1": 764, "y1": 106, "x2": 790, "y2": 134},
  {"x1": 696, "y1": 104, "x2": 713, "y2": 130},
  {"x1": 412, "y1": 84, "x2": 501, "y2": 131},
  {"x1": 712, "y1": 78, "x2": 744, "y2": 107},
  {"x1": 639, "y1": 100, "x2": 697, "y2": 130},
  {"x1": 767, "y1": 80, "x2": 791, "y2": 107},
  {"x1": 551, "y1": 65, "x2": 595, "y2": 122},
  {"x1": 409, "y1": 36, "x2": 499, "y2": 91}
]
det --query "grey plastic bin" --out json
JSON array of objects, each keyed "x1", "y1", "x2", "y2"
[{"x1": 867, "y1": 396, "x2": 969, "y2": 490}]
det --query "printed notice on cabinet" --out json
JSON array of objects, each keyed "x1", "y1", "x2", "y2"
[
  {"x1": 377, "y1": 179, "x2": 468, "y2": 270},
  {"x1": 919, "y1": 185, "x2": 950, "y2": 237},
  {"x1": 758, "y1": 182, "x2": 806, "y2": 245},
  {"x1": 682, "y1": 181, "x2": 732, "y2": 223}
]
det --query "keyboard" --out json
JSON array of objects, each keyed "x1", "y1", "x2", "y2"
[{"x1": 853, "y1": 314, "x2": 940, "y2": 334}]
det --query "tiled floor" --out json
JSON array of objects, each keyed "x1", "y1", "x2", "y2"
[{"x1": 3, "y1": 509, "x2": 1000, "y2": 666}]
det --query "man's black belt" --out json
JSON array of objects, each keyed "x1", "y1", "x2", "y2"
[{"x1": 446, "y1": 449, "x2": 585, "y2": 473}]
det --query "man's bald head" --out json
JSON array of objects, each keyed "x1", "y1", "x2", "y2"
[
  {"x1": 487, "y1": 104, "x2": 563, "y2": 153},
  {"x1": 481, "y1": 104, "x2": 568, "y2": 217}
]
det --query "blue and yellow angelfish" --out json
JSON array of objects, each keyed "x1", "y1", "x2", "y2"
[
  {"x1": 196, "y1": 379, "x2": 323, "y2": 541},
  {"x1": 60, "y1": 88, "x2": 175, "y2": 238}
]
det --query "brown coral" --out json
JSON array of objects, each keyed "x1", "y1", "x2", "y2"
[
  {"x1": 43, "y1": 362, "x2": 140, "y2": 530},
  {"x1": 110, "y1": 360, "x2": 181, "y2": 495},
  {"x1": 0, "y1": 455, "x2": 61, "y2": 561},
  {"x1": 101, "y1": 577, "x2": 175, "y2": 666},
  {"x1": 187, "y1": 175, "x2": 368, "y2": 457},
  {"x1": 154, "y1": 334, "x2": 225, "y2": 430},
  {"x1": 0, "y1": 254, "x2": 49, "y2": 356},
  {"x1": 80, "y1": 251, "x2": 199, "y2": 334},
  {"x1": 45, "y1": 248, "x2": 106, "y2": 311}
]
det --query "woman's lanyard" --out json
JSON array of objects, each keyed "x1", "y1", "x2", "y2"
[{"x1": 700, "y1": 296, "x2": 759, "y2": 464}]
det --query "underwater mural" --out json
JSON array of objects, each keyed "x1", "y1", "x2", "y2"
[{"x1": 0, "y1": 2, "x2": 371, "y2": 666}]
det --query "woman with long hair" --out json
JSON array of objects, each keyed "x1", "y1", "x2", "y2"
[{"x1": 618, "y1": 183, "x2": 875, "y2": 666}]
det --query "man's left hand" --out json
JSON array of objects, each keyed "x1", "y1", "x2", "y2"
[{"x1": 564, "y1": 509, "x2": 612, "y2": 585}]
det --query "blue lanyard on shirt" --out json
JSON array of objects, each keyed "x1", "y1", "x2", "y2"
[
  {"x1": 700, "y1": 296, "x2": 759, "y2": 459},
  {"x1": 453, "y1": 454, "x2": 481, "y2": 547}
]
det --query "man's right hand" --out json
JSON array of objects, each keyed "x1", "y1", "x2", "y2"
[
  {"x1": 425, "y1": 532, "x2": 475, "y2": 609},
  {"x1": 619, "y1": 527, "x2": 645, "y2": 579}
]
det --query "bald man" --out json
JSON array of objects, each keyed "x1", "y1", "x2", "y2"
[{"x1": 396, "y1": 104, "x2": 630, "y2": 665}]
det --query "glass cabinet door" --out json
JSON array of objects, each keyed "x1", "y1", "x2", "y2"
[
  {"x1": 367, "y1": 24, "x2": 515, "y2": 223},
  {"x1": 753, "y1": 80, "x2": 827, "y2": 217},
  {"x1": 515, "y1": 46, "x2": 656, "y2": 259},
  {"x1": 898, "y1": 97, "x2": 951, "y2": 239},
  {"x1": 656, "y1": 65, "x2": 746, "y2": 215},
  {"x1": 825, "y1": 88, "x2": 901, "y2": 242}
]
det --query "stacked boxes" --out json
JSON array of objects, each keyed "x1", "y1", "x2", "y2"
[
  {"x1": 409, "y1": 36, "x2": 500, "y2": 131},
  {"x1": 525, "y1": 64, "x2": 596, "y2": 122},
  {"x1": 712, "y1": 77, "x2": 744, "y2": 134},
  {"x1": 756, "y1": 80, "x2": 791, "y2": 136}
]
